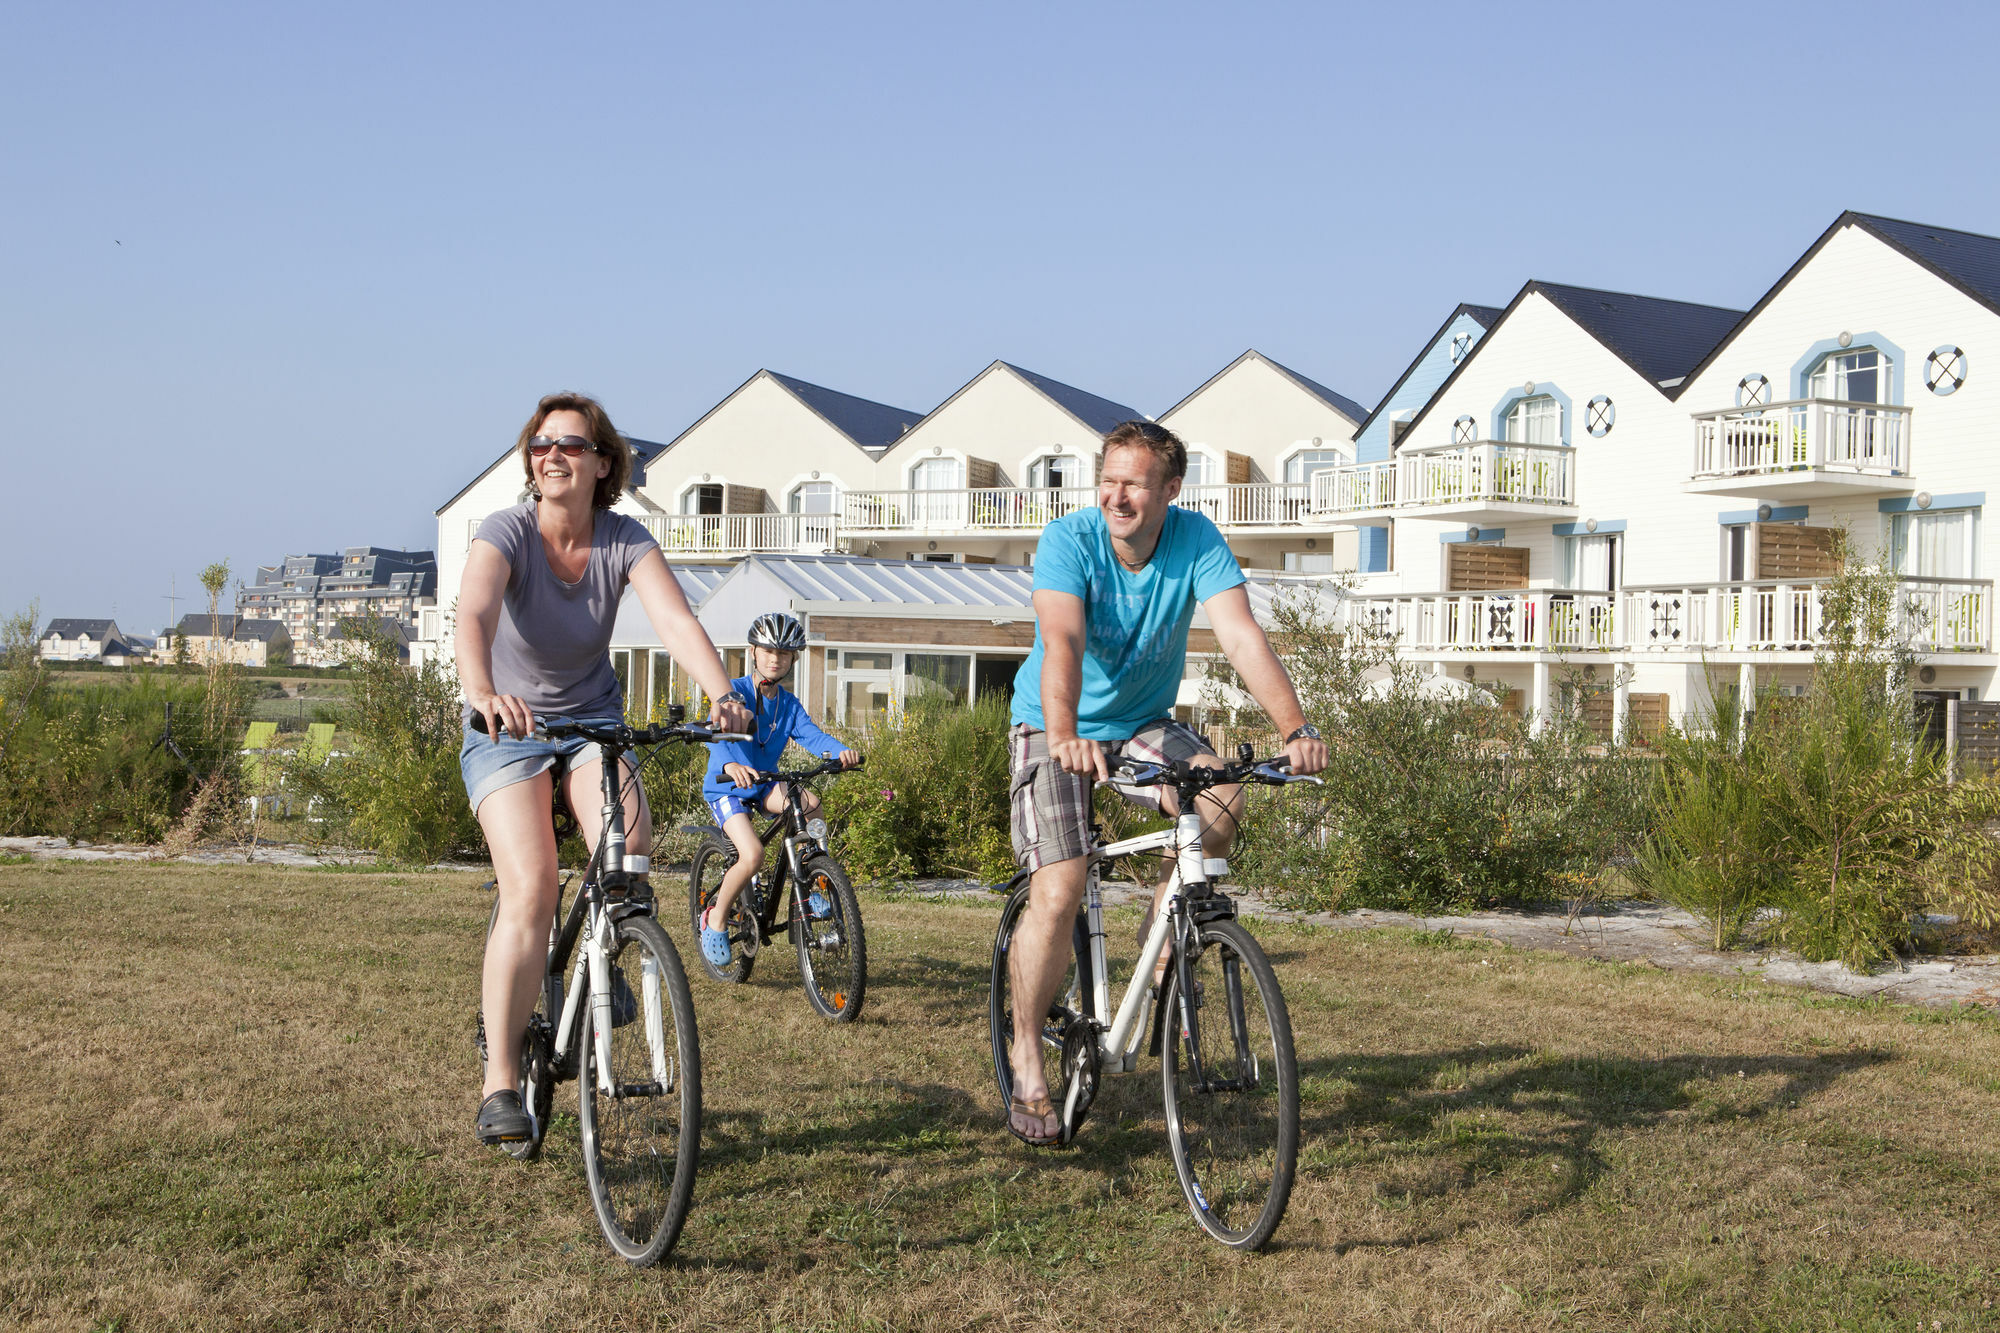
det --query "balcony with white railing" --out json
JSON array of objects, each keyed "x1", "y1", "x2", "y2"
[
  {"x1": 1337, "y1": 577, "x2": 1992, "y2": 657},
  {"x1": 841, "y1": 481, "x2": 1334, "y2": 536},
  {"x1": 840, "y1": 487, "x2": 1095, "y2": 535},
  {"x1": 640, "y1": 512, "x2": 840, "y2": 558},
  {"x1": 1623, "y1": 577, "x2": 1990, "y2": 655},
  {"x1": 1311, "y1": 443, "x2": 1577, "y2": 526},
  {"x1": 1338, "y1": 588, "x2": 1619, "y2": 654},
  {"x1": 1686, "y1": 399, "x2": 1916, "y2": 498}
]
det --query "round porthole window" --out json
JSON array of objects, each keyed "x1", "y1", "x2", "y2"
[
  {"x1": 1450, "y1": 332, "x2": 1472, "y2": 364},
  {"x1": 1926, "y1": 345, "x2": 1967, "y2": 396},
  {"x1": 1737, "y1": 374, "x2": 1770, "y2": 408},
  {"x1": 1452, "y1": 414, "x2": 1476, "y2": 445},
  {"x1": 1585, "y1": 395, "x2": 1615, "y2": 437}
]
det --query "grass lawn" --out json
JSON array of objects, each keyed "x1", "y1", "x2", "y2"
[{"x1": 2, "y1": 861, "x2": 1997, "y2": 1331}]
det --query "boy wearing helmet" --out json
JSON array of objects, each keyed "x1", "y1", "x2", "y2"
[{"x1": 698, "y1": 611, "x2": 859, "y2": 966}]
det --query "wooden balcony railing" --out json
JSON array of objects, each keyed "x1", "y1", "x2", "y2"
[
  {"x1": 639, "y1": 512, "x2": 839, "y2": 556},
  {"x1": 1311, "y1": 443, "x2": 1575, "y2": 515},
  {"x1": 1690, "y1": 399, "x2": 1912, "y2": 479}
]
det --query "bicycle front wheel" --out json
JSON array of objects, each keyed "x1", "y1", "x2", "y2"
[
  {"x1": 579, "y1": 912, "x2": 701, "y2": 1267},
  {"x1": 1161, "y1": 917, "x2": 1298, "y2": 1251},
  {"x1": 794, "y1": 855, "x2": 866, "y2": 1022}
]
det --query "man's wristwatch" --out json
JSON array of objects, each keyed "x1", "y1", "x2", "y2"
[{"x1": 1284, "y1": 723, "x2": 1322, "y2": 744}]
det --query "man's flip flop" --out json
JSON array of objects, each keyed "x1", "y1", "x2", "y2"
[{"x1": 1007, "y1": 1093, "x2": 1062, "y2": 1148}]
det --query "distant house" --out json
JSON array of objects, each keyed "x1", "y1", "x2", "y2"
[
  {"x1": 38, "y1": 618, "x2": 130, "y2": 663},
  {"x1": 157, "y1": 614, "x2": 293, "y2": 668},
  {"x1": 324, "y1": 617, "x2": 416, "y2": 663}
]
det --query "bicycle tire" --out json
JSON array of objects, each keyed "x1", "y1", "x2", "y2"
[
  {"x1": 1161, "y1": 917, "x2": 1298, "y2": 1251},
  {"x1": 687, "y1": 834, "x2": 754, "y2": 984},
  {"x1": 578, "y1": 911, "x2": 701, "y2": 1267},
  {"x1": 987, "y1": 877, "x2": 1093, "y2": 1119},
  {"x1": 793, "y1": 855, "x2": 866, "y2": 1022},
  {"x1": 479, "y1": 894, "x2": 557, "y2": 1162}
]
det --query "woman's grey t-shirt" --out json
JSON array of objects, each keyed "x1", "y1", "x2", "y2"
[{"x1": 468, "y1": 502, "x2": 658, "y2": 722}]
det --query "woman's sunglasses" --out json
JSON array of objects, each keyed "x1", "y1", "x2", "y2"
[{"x1": 528, "y1": 434, "x2": 603, "y2": 458}]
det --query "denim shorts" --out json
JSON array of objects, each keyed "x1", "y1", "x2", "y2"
[{"x1": 459, "y1": 715, "x2": 637, "y2": 816}]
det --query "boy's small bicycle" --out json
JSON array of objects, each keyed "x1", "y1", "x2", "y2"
[
  {"x1": 472, "y1": 708, "x2": 748, "y2": 1266},
  {"x1": 988, "y1": 746, "x2": 1319, "y2": 1251},
  {"x1": 686, "y1": 755, "x2": 868, "y2": 1022}
]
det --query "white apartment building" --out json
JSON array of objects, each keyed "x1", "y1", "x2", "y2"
[{"x1": 1320, "y1": 211, "x2": 2000, "y2": 735}]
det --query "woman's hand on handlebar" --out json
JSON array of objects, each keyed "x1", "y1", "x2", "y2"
[
  {"x1": 723, "y1": 761, "x2": 760, "y2": 789},
  {"x1": 469, "y1": 690, "x2": 534, "y2": 743},
  {"x1": 710, "y1": 694, "x2": 752, "y2": 733}
]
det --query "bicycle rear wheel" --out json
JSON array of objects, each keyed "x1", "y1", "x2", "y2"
[
  {"x1": 794, "y1": 855, "x2": 866, "y2": 1022},
  {"x1": 579, "y1": 912, "x2": 701, "y2": 1266},
  {"x1": 1161, "y1": 917, "x2": 1298, "y2": 1250},
  {"x1": 987, "y1": 877, "x2": 1093, "y2": 1121}
]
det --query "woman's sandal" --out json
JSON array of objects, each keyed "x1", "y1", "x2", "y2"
[{"x1": 1007, "y1": 1093, "x2": 1062, "y2": 1147}]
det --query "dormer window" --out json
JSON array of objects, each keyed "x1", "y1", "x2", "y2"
[
  {"x1": 1027, "y1": 455, "x2": 1081, "y2": 489},
  {"x1": 1504, "y1": 395, "x2": 1560, "y2": 446},
  {"x1": 789, "y1": 481, "x2": 836, "y2": 514},
  {"x1": 1282, "y1": 449, "x2": 1345, "y2": 484}
]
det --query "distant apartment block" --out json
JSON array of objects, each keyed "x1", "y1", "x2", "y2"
[
  {"x1": 236, "y1": 547, "x2": 436, "y2": 664},
  {"x1": 37, "y1": 618, "x2": 151, "y2": 664},
  {"x1": 157, "y1": 614, "x2": 292, "y2": 668}
]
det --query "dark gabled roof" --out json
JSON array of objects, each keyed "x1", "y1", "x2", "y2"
[
  {"x1": 1259, "y1": 355, "x2": 1369, "y2": 423},
  {"x1": 1852, "y1": 213, "x2": 2000, "y2": 312},
  {"x1": 1531, "y1": 283, "x2": 1745, "y2": 389},
  {"x1": 42, "y1": 618, "x2": 117, "y2": 638},
  {"x1": 1156, "y1": 349, "x2": 1369, "y2": 427},
  {"x1": 328, "y1": 617, "x2": 416, "y2": 643},
  {"x1": 1000, "y1": 362, "x2": 1144, "y2": 433},
  {"x1": 765, "y1": 373, "x2": 924, "y2": 451},
  {"x1": 1399, "y1": 281, "x2": 1745, "y2": 442},
  {"x1": 173, "y1": 613, "x2": 239, "y2": 637},
  {"x1": 1353, "y1": 301, "x2": 1506, "y2": 439},
  {"x1": 234, "y1": 620, "x2": 287, "y2": 642}
]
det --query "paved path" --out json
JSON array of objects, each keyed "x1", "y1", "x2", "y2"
[{"x1": 8, "y1": 836, "x2": 1997, "y2": 1010}]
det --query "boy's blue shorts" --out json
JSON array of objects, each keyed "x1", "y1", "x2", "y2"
[{"x1": 708, "y1": 785, "x2": 772, "y2": 827}]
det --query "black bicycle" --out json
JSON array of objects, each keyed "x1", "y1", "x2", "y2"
[
  {"x1": 472, "y1": 708, "x2": 747, "y2": 1266},
  {"x1": 686, "y1": 755, "x2": 868, "y2": 1022},
  {"x1": 989, "y1": 747, "x2": 1317, "y2": 1250}
]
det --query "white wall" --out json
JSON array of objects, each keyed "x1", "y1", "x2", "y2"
[
  {"x1": 635, "y1": 373, "x2": 878, "y2": 515},
  {"x1": 872, "y1": 364, "x2": 1107, "y2": 490},
  {"x1": 1158, "y1": 353, "x2": 1360, "y2": 483}
]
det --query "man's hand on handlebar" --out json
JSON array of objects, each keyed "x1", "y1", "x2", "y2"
[
  {"x1": 1282, "y1": 733, "x2": 1329, "y2": 777},
  {"x1": 470, "y1": 691, "x2": 534, "y2": 744},
  {"x1": 1048, "y1": 733, "x2": 1111, "y2": 782}
]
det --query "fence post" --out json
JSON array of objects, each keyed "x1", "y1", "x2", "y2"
[{"x1": 1947, "y1": 696, "x2": 1961, "y2": 784}]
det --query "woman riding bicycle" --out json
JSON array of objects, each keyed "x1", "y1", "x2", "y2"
[
  {"x1": 457, "y1": 391, "x2": 750, "y2": 1147},
  {"x1": 697, "y1": 611, "x2": 858, "y2": 967}
]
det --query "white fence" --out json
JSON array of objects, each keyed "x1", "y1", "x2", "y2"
[
  {"x1": 1690, "y1": 399, "x2": 1912, "y2": 479},
  {"x1": 840, "y1": 487, "x2": 1095, "y2": 533},
  {"x1": 640, "y1": 512, "x2": 838, "y2": 556}
]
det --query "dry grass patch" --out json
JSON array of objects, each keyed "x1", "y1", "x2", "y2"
[{"x1": 1, "y1": 862, "x2": 1997, "y2": 1331}]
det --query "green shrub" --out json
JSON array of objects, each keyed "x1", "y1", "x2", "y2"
[
  {"x1": 1230, "y1": 590, "x2": 1656, "y2": 913},
  {"x1": 819, "y1": 695, "x2": 1014, "y2": 883}
]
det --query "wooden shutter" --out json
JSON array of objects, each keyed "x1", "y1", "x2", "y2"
[
  {"x1": 1755, "y1": 524, "x2": 1841, "y2": 579},
  {"x1": 1226, "y1": 451, "x2": 1253, "y2": 484},
  {"x1": 1447, "y1": 543, "x2": 1530, "y2": 591},
  {"x1": 723, "y1": 484, "x2": 768, "y2": 515},
  {"x1": 967, "y1": 457, "x2": 999, "y2": 490}
]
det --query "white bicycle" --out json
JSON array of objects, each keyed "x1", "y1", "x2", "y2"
[{"x1": 987, "y1": 746, "x2": 1319, "y2": 1251}]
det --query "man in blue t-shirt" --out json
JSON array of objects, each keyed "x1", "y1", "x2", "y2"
[{"x1": 1003, "y1": 420, "x2": 1328, "y2": 1146}]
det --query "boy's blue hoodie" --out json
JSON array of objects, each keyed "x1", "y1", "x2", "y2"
[{"x1": 701, "y1": 675, "x2": 844, "y2": 802}]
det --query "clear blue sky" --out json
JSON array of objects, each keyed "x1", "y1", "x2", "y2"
[{"x1": 6, "y1": 1, "x2": 1998, "y2": 631}]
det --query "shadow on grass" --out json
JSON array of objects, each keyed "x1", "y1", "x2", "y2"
[{"x1": 1298, "y1": 1044, "x2": 1895, "y2": 1253}]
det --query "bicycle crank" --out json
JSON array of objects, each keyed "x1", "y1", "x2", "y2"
[{"x1": 1058, "y1": 1015, "x2": 1100, "y2": 1145}]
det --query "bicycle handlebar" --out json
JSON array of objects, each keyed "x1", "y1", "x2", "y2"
[
  {"x1": 744, "y1": 754, "x2": 865, "y2": 785},
  {"x1": 469, "y1": 714, "x2": 752, "y2": 747},
  {"x1": 1109, "y1": 753, "x2": 1324, "y2": 793}
]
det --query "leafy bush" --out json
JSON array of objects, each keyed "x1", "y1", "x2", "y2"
[
  {"x1": 288, "y1": 628, "x2": 483, "y2": 864},
  {"x1": 819, "y1": 695, "x2": 1014, "y2": 883},
  {"x1": 1633, "y1": 554, "x2": 2000, "y2": 966},
  {"x1": 1230, "y1": 590, "x2": 1656, "y2": 913}
]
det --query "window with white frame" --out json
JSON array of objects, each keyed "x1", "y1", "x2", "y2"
[
  {"x1": 788, "y1": 481, "x2": 836, "y2": 513},
  {"x1": 681, "y1": 483, "x2": 723, "y2": 515},
  {"x1": 1504, "y1": 395, "x2": 1560, "y2": 446},
  {"x1": 1808, "y1": 349, "x2": 1886, "y2": 404},
  {"x1": 1282, "y1": 449, "x2": 1345, "y2": 484},
  {"x1": 1559, "y1": 533, "x2": 1622, "y2": 591},
  {"x1": 1282, "y1": 551, "x2": 1336, "y2": 573},
  {"x1": 910, "y1": 457, "x2": 962, "y2": 490},
  {"x1": 1183, "y1": 451, "x2": 1217, "y2": 485},
  {"x1": 1892, "y1": 508, "x2": 1977, "y2": 579},
  {"x1": 1028, "y1": 454, "x2": 1082, "y2": 489}
]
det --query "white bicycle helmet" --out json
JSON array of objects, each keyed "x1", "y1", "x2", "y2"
[{"x1": 746, "y1": 611, "x2": 807, "y2": 652}]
